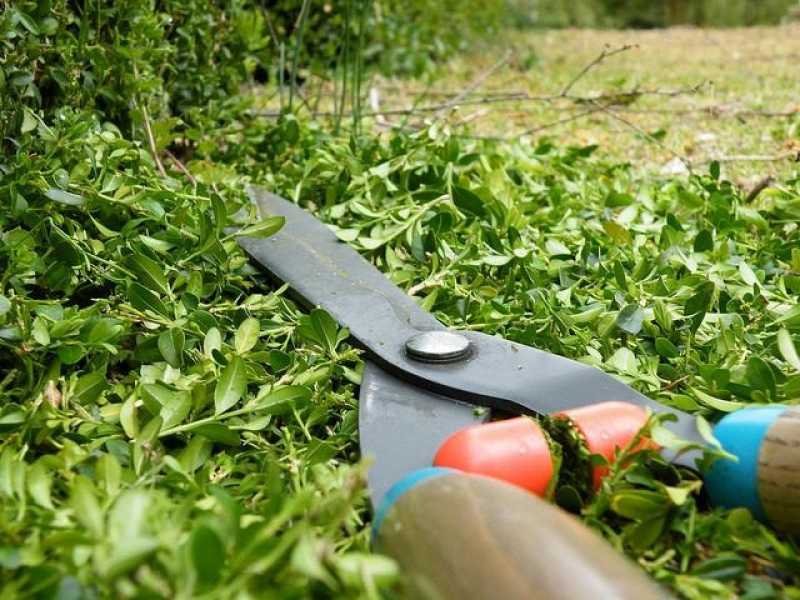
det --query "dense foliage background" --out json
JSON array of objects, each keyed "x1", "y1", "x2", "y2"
[{"x1": 2, "y1": 1, "x2": 799, "y2": 598}]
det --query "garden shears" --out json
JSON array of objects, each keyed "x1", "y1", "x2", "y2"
[{"x1": 238, "y1": 188, "x2": 799, "y2": 599}]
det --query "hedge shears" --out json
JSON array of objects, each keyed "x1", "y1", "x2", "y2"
[{"x1": 239, "y1": 188, "x2": 799, "y2": 599}]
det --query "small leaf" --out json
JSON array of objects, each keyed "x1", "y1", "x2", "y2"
[
  {"x1": 691, "y1": 554, "x2": 746, "y2": 581},
  {"x1": 616, "y1": 304, "x2": 644, "y2": 335},
  {"x1": 253, "y1": 385, "x2": 312, "y2": 416},
  {"x1": 603, "y1": 221, "x2": 631, "y2": 244},
  {"x1": 684, "y1": 281, "x2": 714, "y2": 316},
  {"x1": 692, "y1": 388, "x2": 745, "y2": 412},
  {"x1": 739, "y1": 262, "x2": 758, "y2": 286},
  {"x1": 693, "y1": 229, "x2": 714, "y2": 252},
  {"x1": 655, "y1": 337, "x2": 679, "y2": 358},
  {"x1": 777, "y1": 328, "x2": 800, "y2": 372},
  {"x1": 215, "y1": 356, "x2": 247, "y2": 414},
  {"x1": 141, "y1": 384, "x2": 192, "y2": 430},
  {"x1": 310, "y1": 308, "x2": 339, "y2": 354},
  {"x1": 70, "y1": 476, "x2": 104, "y2": 538},
  {"x1": 45, "y1": 188, "x2": 84, "y2": 206},
  {"x1": 31, "y1": 317, "x2": 50, "y2": 345},
  {"x1": 158, "y1": 328, "x2": 185, "y2": 368},
  {"x1": 191, "y1": 525, "x2": 226, "y2": 586},
  {"x1": 0, "y1": 295, "x2": 11, "y2": 317},
  {"x1": 120, "y1": 395, "x2": 138, "y2": 439},
  {"x1": 451, "y1": 186, "x2": 485, "y2": 217},
  {"x1": 607, "y1": 347, "x2": 638, "y2": 375},
  {"x1": 126, "y1": 253, "x2": 170, "y2": 296},
  {"x1": 709, "y1": 160, "x2": 720, "y2": 180},
  {"x1": 235, "y1": 215, "x2": 285, "y2": 238},
  {"x1": 27, "y1": 462, "x2": 54, "y2": 509},
  {"x1": 72, "y1": 370, "x2": 108, "y2": 405},
  {"x1": 610, "y1": 490, "x2": 670, "y2": 520},
  {"x1": 234, "y1": 318, "x2": 260, "y2": 354},
  {"x1": 128, "y1": 282, "x2": 168, "y2": 317},
  {"x1": 204, "y1": 327, "x2": 222, "y2": 357},
  {"x1": 194, "y1": 423, "x2": 240, "y2": 446},
  {"x1": 746, "y1": 356, "x2": 776, "y2": 399}
]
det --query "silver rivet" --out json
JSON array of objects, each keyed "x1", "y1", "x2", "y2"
[{"x1": 405, "y1": 331, "x2": 471, "y2": 363}]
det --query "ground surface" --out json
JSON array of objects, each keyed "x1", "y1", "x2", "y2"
[{"x1": 367, "y1": 26, "x2": 800, "y2": 182}]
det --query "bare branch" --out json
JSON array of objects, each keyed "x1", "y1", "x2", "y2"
[
  {"x1": 433, "y1": 50, "x2": 513, "y2": 119},
  {"x1": 141, "y1": 104, "x2": 167, "y2": 178},
  {"x1": 590, "y1": 101, "x2": 692, "y2": 171},
  {"x1": 745, "y1": 176, "x2": 775, "y2": 202},
  {"x1": 560, "y1": 44, "x2": 636, "y2": 97}
]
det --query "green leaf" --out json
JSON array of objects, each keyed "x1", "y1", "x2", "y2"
[
  {"x1": 72, "y1": 370, "x2": 107, "y2": 405},
  {"x1": 451, "y1": 186, "x2": 485, "y2": 217},
  {"x1": 128, "y1": 282, "x2": 168, "y2": 317},
  {"x1": 235, "y1": 216, "x2": 285, "y2": 238},
  {"x1": 655, "y1": 337, "x2": 679, "y2": 358},
  {"x1": 692, "y1": 388, "x2": 745, "y2": 412},
  {"x1": 45, "y1": 188, "x2": 84, "y2": 206},
  {"x1": 603, "y1": 221, "x2": 631, "y2": 244},
  {"x1": 141, "y1": 384, "x2": 192, "y2": 430},
  {"x1": 709, "y1": 160, "x2": 720, "y2": 180},
  {"x1": 204, "y1": 327, "x2": 222, "y2": 357},
  {"x1": 27, "y1": 462, "x2": 54, "y2": 509},
  {"x1": 739, "y1": 262, "x2": 758, "y2": 286},
  {"x1": 610, "y1": 490, "x2": 670, "y2": 520},
  {"x1": 158, "y1": 328, "x2": 185, "y2": 368},
  {"x1": 693, "y1": 229, "x2": 714, "y2": 252},
  {"x1": 194, "y1": 423, "x2": 240, "y2": 446},
  {"x1": 691, "y1": 554, "x2": 746, "y2": 581},
  {"x1": 0, "y1": 295, "x2": 10, "y2": 317},
  {"x1": 684, "y1": 281, "x2": 714, "y2": 316},
  {"x1": 746, "y1": 356, "x2": 776, "y2": 399},
  {"x1": 298, "y1": 308, "x2": 340, "y2": 355},
  {"x1": 120, "y1": 394, "x2": 138, "y2": 439},
  {"x1": 215, "y1": 356, "x2": 247, "y2": 414},
  {"x1": 253, "y1": 385, "x2": 312, "y2": 416},
  {"x1": 191, "y1": 525, "x2": 225, "y2": 586},
  {"x1": 234, "y1": 317, "x2": 260, "y2": 354},
  {"x1": 616, "y1": 304, "x2": 644, "y2": 335},
  {"x1": 70, "y1": 476, "x2": 104, "y2": 538},
  {"x1": 777, "y1": 328, "x2": 800, "y2": 372},
  {"x1": 126, "y1": 253, "x2": 170, "y2": 296}
]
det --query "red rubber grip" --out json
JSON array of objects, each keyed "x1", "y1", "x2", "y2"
[{"x1": 433, "y1": 417, "x2": 554, "y2": 496}]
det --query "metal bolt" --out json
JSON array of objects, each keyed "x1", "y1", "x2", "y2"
[{"x1": 405, "y1": 331, "x2": 471, "y2": 363}]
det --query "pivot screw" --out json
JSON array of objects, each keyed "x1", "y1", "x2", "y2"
[{"x1": 405, "y1": 331, "x2": 471, "y2": 363}]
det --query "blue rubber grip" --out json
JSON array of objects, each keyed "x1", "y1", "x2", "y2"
[
  {"x1": 704, "y1": 405, "x2": 787, "y2": 521},
  {"x1": 372, "y1": 467, "x2": 456, "y2": 538}
]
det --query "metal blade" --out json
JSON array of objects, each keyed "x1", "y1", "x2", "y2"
[
  {"x1": 359, "y1": 361, "x2": 488, "y2": 508},
  {"x1": 239, "y1": 188, "x2": 705, "y2": 463}
]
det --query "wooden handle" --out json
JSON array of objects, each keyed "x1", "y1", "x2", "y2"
[
  {"x1": 375, "y1": 470, "x2": 672, "y2": 600},
  {"x1": 758, "y1": 406, "x2": 800, "y2": 533},
  {"x1": 705, "y1": 405, "x2": 800, "y2": 534}
]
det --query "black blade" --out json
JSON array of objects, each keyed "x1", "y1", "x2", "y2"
[
  {"x1": 238, "y1": 188, "x2": 705, "y2": 462},
  {"x1": 359, "y1": 361, "x2": 488, "y2": 507}
]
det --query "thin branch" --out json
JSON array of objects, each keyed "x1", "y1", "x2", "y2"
[
  {"x1": 165, "y1": 149, "x2": 197, "y2": 188},
  {"x1": 560, "y1": 44, "x2": 636, "y2": 97},
  {"x1": 433, "y1": 49, "x2": 513, "y2": 119},
  {"x1": 141, "y1": 104, "x2": 166, "y2": 178},
  {"x1": 516, "y1": 106, "x2": 606, "y2": 137},
  {"x1": 707, "y1": 152, "x2": 799, "y2": 163},
  {"x1": 590, "y1": 101, "x2": 692, "y2": 170},
  {"x1": 745, "y1": 176, "x2": 775, "y2": 202}
]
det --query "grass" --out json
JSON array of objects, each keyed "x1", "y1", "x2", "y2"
[{"x1": 291, "y1": 25, "x2": 800, "y2": 183}]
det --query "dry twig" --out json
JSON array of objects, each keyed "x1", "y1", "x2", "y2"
[{"x1": 560, "y1": 44, "x2": 636, "y2": 96}]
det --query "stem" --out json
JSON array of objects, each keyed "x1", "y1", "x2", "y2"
[{"x1": 288, "y1": 0, "x2": 311, "y2": 111}]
